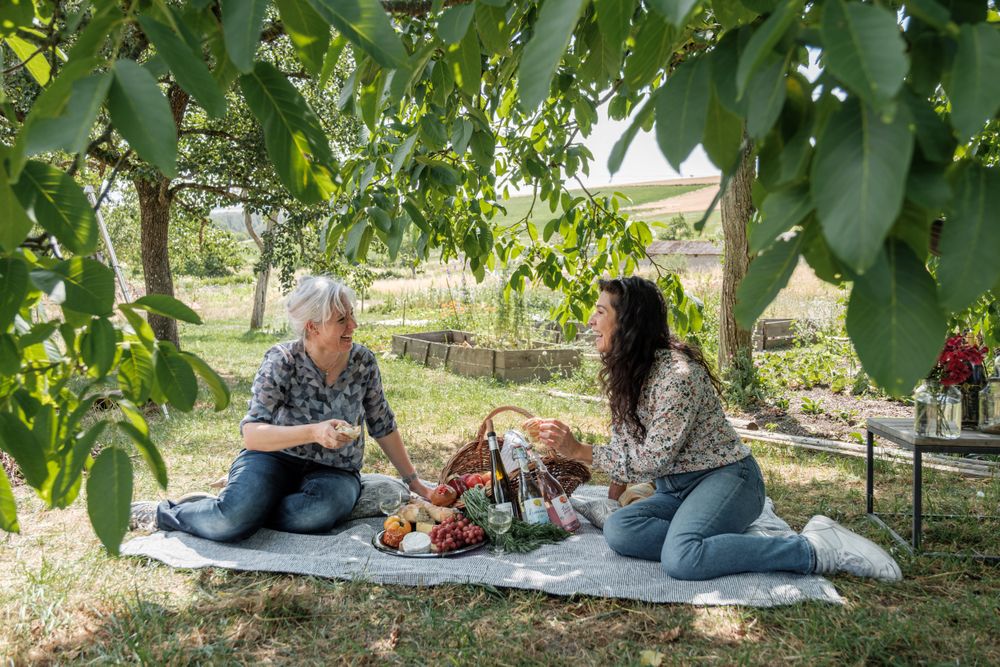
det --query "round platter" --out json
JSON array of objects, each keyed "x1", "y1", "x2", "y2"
[{"x1": 371, "y1": 530, "x2": 487, "y2": 558}]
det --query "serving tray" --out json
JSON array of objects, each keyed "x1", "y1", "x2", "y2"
[{"x1": 371, "y1": 530, "x2": 486, "y2": 558}]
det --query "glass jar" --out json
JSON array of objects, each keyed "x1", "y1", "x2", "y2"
[
  {"x1": 913, "y1": 380, "x2": 961, "y2": 439},
  {"x1": 978, "y1": 375, "x2": 1000, "y2": 435}
]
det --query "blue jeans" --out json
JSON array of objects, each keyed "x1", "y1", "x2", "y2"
[
  {"x1": 156, "y1": 449, "x2": 362, "y2": 543},
  {"x1": 603, "y1": 456, "x2": 814, "y2": 580}
]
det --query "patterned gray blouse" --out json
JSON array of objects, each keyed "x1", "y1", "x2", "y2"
[
  {"x1": 592, "y1": 348, "x2": 750, "y2": 482},
  {"x1": 239, "y1": 340, "x2": 397, "y2": 470}
]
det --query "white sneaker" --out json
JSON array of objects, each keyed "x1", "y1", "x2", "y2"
[{"x1": 801, "y1": 515, "x2": 902, "y2": 582}]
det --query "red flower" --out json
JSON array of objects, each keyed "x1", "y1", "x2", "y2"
[{"x1": 932, "y1": 334, "x2": 989, "y2": 386}]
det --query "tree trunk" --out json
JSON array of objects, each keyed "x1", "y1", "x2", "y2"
[
  {"x1": 135, "y1": 177, "x2": 178, "y2": 347},
  {"x1": 246, "y1": 209, "x2": 275, "y2": 330},
  {"x1": 718, "y1": 138, "x2": 756, "y2": 371}
]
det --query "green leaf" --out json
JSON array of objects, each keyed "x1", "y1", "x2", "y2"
[
  {"x1": 655, "y1": 57, "x2": 710, "y2": 171},
  {"x1": 385, "y1": 216, "x2": 407, "y2": 261},
  {"x1": 23, "y1": 72, "x2": 112, "y2": 156},
  {"x1": 117, "y1": 420, "x2": 168, "y2": 489},
  {"x1": 734, "y1": 232, "x2": 804, "y2": 329},
  {"x1": 368, "y1": 206, "x2": 392, "y2": 234},
  {"x1": 30, "y1": 258, "x2": 115, "y2": 317},
  {"x1": 751, "y1": 184, "x2": 813, "y2": 254},
  {"x1": 820, "y1": 0, "x2": 907, "y2": 109},
  {"x1": 179, "y1": 351, "x2": 231, "y2": 412},
  {"x1": 449, "y1": 25, "x2": 481, "y2": 98},
  {"x1": 86, "y1": 447, "x2": 132, "y2": 555},
  {"x1": 154, "y1": 343, "x2": 199, "y2": 412},
  {"x1": 0, "y1": 465, "x2": 18, "y2": 533},
  {"x1": 306, "y1": 0, "x2": 406, "y2": 69},
  {"x1": 810, "y1": 98, "x2": 913, "y2": 274},
  {"x1": 0, "y1": 411, "x2": 47, "y2": 488},
  {"x1": 51, "y1": 421, "x2": 105, "y2": 508},
  {"x1": 0, "y1": 334, "x2": 18, "y2": 375},
  {"x1": 438, "y1": 2, "x2": 474, "y2": 44},
  {"x1": 517, "y1": 0, "x2": 587, "y2": 112},
  {"x1": 108, "y1": 59, "x2": 178, "y2": 177},
  {"x1": 319, "y1": 34, "x2": 347, "y2": 88},
  {"x1": 647, "y1": 0, "x2": 699, "y2": 27},
  {"x1": 221, "y1": 0, "x2": 266, "y2": 73},
  {"x1": 946, "y1": 23, "x2": 1000, "y2": 140},
  {"x1": 463, "y1": 221, "x2": 494, "y2": 258},
  {"x1": 12, "y1": 161, "x2": 99, "y2": 254},
  {"x1": 846, "y1": 242, "x2": 946, "y2": 396},
  {"x1": 132, "y1": 294, "x2": 203, "y2": 324},
  {"x1": 0, "y1": 0, "x2": 34, "y2": 37},
  {"x1": 118, "y1": 305, "x2": 156, "y2": 351},
  {"x1": 624, "y1": 12, "x2": 677, "y2": 91},
  {"x1": 702, "y1": 87, "x2": 744, "y2": 172},
  {"x1": 6, "y1": 34, "x2": 50, "y2": 85},
  {"x1": 609, "y1": 96, "x2": 655, "y2": 175},
  {"x1": 746, "y1": 56, "x2": 786, "y2": 140},
  {"x1": 274, "y1": 0, "x2": 329, "y2": 77},
  {"x1": 0, "y1": 174, "x2": 33, "y2": 252},
  {"x1": 80, "y1": 317, "x2": 117, "y2": 377},
  {"x1": 117, "y1": 344, "x2": 154, "y2": 404},
  {"x1": 476, "y1": 2, "x2": 512, "y2": 55},
  {"x1": 736, "y1": 0, "x2": 801, "y2": 96},
  {"x1": 937, "y1": 162, "x2": 1000, "y2": 313},
  {"x1": 0, "y1": 256, "x2": 28, "y2": 331},
  {"x1": 139, "y1": 15, "x2": 227, "y2": 117},
  {"x1": 240, "y1": 62, "x2": 337, "y2": 205}
]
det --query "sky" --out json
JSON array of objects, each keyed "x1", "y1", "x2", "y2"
[{"x1": 575, "y1": 103, "x2": 721, "y2": 189}]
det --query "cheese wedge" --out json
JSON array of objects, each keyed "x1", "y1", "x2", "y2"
[
  {"x1": 415, "y1": 521, "x2": 435, "y2": 534},
  {"x1": 401, "y1": 532, "x2": 431, "y2": 554}
]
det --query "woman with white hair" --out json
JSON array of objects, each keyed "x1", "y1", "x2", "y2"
[{"x1": 129, "y1": 276, "x2": 434, "y2": 541}]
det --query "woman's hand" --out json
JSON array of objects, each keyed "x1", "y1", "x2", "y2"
[
  {"x1": 533, "y1": 418, "x2": 583, "y2": 460},
  {"x1": 313, "y1": 419, "x2": 356, "y2": 450},
  {"x1": 409, "y1": 480, "x2": 436, "y2": 501}
]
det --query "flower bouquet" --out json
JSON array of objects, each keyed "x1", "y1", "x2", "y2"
[{"x1": 914, "y1": 334, "x2": 988, "y2": 438}]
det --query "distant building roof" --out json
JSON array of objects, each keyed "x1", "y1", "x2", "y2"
[{"x1": 646, "y1": 240, "x2": 721, "y2": 256}]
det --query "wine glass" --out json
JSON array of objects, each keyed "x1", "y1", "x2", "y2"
[
  {"x1": 487, "y1": 504, "x2": 513, "y2": 555},
  {"x1": 378, "y1": 488, "x2": 407, "y2": 516}
]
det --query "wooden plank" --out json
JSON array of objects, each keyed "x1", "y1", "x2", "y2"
[{"x1": 425, "y1": 341, "x2": 450, "y2": 368}]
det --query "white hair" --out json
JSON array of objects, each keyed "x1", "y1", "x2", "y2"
[{"x1": 286, "y1": 276, "x2": 356, "y2": 340}]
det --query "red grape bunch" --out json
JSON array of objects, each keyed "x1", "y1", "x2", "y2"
[{"x1": 429, "y1": 514, "x2": 485, "y2": 553}]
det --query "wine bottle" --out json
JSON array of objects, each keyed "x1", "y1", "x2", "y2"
[
  {"x1": 530, "y1": 452, "x2": 581, "y2": 531},
  {"x1": 486, "y1": 419, "x2": 519, "y2": 519},
  {"x1": 515, "y1": 447, "x2": 549, "y2": 525}
]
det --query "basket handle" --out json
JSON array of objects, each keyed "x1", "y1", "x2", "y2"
[{"x1": 474, "y1": 405, "x2": 536, "y2": 446}]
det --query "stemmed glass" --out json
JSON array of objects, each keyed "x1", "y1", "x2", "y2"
[
  {"x1": 378, "y1": 488, "x2": 407, "y2": 516},
  {"x1": 487, "y1": 504, "x2": 513, "y2": 555}
]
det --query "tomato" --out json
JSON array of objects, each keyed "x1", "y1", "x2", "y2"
[{"x1": 430, "y1": 484, "x2": 458, "y2": 507}]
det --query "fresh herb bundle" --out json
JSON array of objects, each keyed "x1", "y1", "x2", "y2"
[{"x1": 462, "y1": 487, "x2": 570, "y2": 553}]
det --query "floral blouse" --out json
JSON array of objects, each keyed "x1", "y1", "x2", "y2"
[
  {"x1": 592, "y1": 348, "x2": 750, "y2": 482},
  {"x1": 239, "y1": 340, "x2": 397, "y2": 470}
]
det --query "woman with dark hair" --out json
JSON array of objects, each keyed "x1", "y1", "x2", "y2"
[{"x1": 534, "y1": 276, "x2": 901, "y2": 582}]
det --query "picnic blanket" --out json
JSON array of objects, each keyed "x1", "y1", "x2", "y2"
[{"x1": 121, "y1": 485, "x2": 842, "y2": 607}]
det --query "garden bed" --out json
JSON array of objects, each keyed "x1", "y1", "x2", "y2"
[{"x1": 390, "y1": 330, "x2": 580, "y2": 382}]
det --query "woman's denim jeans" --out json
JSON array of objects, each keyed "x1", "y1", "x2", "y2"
[
  {"x1": 156, "y1": 449, "x2": 361, "y2": 542},
  {"x1": 602, "y1": 456, "x2": 813, "y2": 580}
]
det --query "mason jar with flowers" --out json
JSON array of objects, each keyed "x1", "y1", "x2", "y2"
[{"x1": 914, "y1": 335, "x2": 988, "y2": 438}]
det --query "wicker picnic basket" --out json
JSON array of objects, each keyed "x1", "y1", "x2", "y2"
[{"x1": 439, "y1": 406, "x2": 591, "y2": 504}]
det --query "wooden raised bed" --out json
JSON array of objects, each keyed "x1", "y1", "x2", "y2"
[{"x1": 390, "y1": 330, "x2": 580, "y2": 382}]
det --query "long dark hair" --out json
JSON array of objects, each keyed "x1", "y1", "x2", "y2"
[{"x1": 597, "y1": 277, "x2": 720, "y2": 438}]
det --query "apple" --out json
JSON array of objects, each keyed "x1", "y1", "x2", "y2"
[
  {"x1": 430, "y1": 484, "x2": 458, "y2": 507},
  {"x1": 462, "y1": 473, "x2": 485, "y2": 489}
]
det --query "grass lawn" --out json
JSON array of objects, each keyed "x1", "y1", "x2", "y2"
[{"x1": 2, "y1": 279, "x2": 999, "y2": 665}]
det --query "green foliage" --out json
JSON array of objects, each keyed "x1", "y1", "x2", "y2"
[
  {"x1": 722, "y1": 348, "x2": 769, "y2": 409},
  {"x1": 800, "y1": 396, "x2": 826, "y2": 415}
]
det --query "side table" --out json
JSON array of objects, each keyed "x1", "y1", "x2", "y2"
[{"x1": 866, "y1": 418, "x2": 1000, "y2": 561}]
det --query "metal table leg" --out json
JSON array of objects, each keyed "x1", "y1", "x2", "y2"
[{"x1": 912, "y1": 448, "x2": 922, "y2": 552}]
